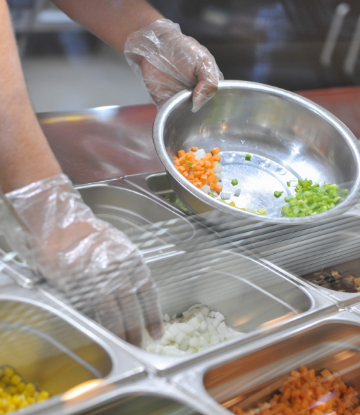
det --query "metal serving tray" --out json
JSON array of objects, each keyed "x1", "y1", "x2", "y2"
[
  {"x1": 250, "y1": 212, "x2": 360, "y2": 307},
  {"x1": 76, "y1": 182, "x2": 195, "y2": 255},
  {"x1": 33, "y1": 377, "x2": 213, "y2": 415},
  {"x1": 124, "y1": 172, "x2": 190, "y2": 216},
  {"x1": 171, "y1": 311, "x2": 360, "y2": 415},
  {"x1": 111, "y1": 248, "x2": 334, "y2": 375},
  {"x1": 0, "y1": 279, "x2": 145, "y2": 415}
]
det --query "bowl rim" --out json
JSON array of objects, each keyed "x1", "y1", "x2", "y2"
[{"x1": 153, "y1": 80, "x2": 360, "y2": 224}]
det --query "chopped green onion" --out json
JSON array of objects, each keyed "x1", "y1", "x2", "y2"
[
  {"x1": 245, "y1": 154, "x2": 251, "y2": 161},
  {"x1": 257, "y1": 208, "x2": 268, "y2": 215},
  {"x1": 274, "y1": 191, "x2": 283, "y2": 198},
  {"x1": 185, "y1": 161, "x2": 193, "y2": 166},
  {"x1": 280, "y1": 179, "x2": 347, "y2": 219},
  {"x1": 231, "y1": 179, "x2": 239, "y2": 186},
  {"x1": 287, "y1": 181, "x2": 291, "y2": 187},
  {"x1": 208, "y1": 192, "x2": 215, "y2": 197}
]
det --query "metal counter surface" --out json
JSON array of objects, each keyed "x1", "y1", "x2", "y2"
[
  {"x1": 37, "y1": 87, "x2": 360, "y2": 187},
  {"x1": 38, "y1": 105, "x2": 163, "y2": 185}
]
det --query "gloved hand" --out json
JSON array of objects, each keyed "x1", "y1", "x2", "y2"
[
  {"x1": 124, "y1": 18, "x2": 223, "y2": 112},
  {"x1": 0, "y1": 174, "x2": 163, "y2": 346}
]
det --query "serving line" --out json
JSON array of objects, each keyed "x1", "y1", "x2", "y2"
[
  {"x1": 248, "y1": 211, "x2": 360, "y2": 307},
  {"x1": 0, "y1": 272, "x2": 146, "y2": 415},
  {"x1": 75, "y1": 180, "x2": 196, "y2": 257},
  {"x1": 30, "y1": 375, "x2": 214, "y2": 415},
  {"x1": 0, "y1": 239, "x2": 335, "y2": 376},
  {"x1": 94, "y1": 247, "x2": 334, "y2": 375},
  {"x1": 169, "y1": 310, "x2": 360, "y2": 415}
]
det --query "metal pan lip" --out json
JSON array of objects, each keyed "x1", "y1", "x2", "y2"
[
  {"x1": 254, "y1": 213, "x2": 360, "y2": 307},
  {"x1": 25, "y1": 376, "x2": 222, "y2": 415},
  {"x1": 0, "y1": 284, "x2": 145, "y2": 383},
  {"x1": 153, "y1": 80, "x2": 360, "y2": 224},
  {"x1": 74, "y1": 180, "x2": 196, "y2": 257},
  {"x1": 169, "y1": 310, "x2": 360, "y2": 414},
  {"x1": 99, "y1": 247, "x2": 334, "y2": 375}
]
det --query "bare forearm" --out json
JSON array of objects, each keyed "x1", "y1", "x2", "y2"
[
  {"x1": 52, "y1": 0, "x2": 163, "y2": 53},
  {"x1": 0, "y1": 1, "x2": 61, "y2": 193}
]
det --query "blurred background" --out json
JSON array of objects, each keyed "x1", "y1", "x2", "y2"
[{"x1": 8, "y1": 0, "x2": 360, "y2": 112}]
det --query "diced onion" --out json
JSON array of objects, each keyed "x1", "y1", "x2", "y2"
[
  {"x1": 194, "y1": 149, "x2": 206, "y2": 160},
  {"x1": 146, "y1": 304, "x2": 244, "y2": 356},
  {"x1": 213, "y1": 163, "x2": 223, "y2": 174},
  {"x1": 201, "y1": 184, "x2": 211, "y2": 194},
  {"x1": 221, "y1": 192, "x2": 231, "y2": 200}
]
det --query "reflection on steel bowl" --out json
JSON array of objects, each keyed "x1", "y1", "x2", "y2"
[{"x1": 153, "y1": 80, "x2": 360, "y2": 224}]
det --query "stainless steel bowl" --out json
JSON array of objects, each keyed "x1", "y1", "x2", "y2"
[{"x1": 153, "y1": 80, "x2": 360, "y2": 224}]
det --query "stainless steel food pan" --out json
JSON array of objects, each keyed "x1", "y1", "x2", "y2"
[
  {"x1": 76, "y1": 182, "x2": 194, "y2": 253},
  {"x1": 171, "y1": 311, "x2": 360, "y2": 415},
  {"x1": 153, "y1": 80, "x2": 360, "y2": 224},
  {"x1": 33, "y1": 377, "x2": 215, "y2": 415},
  {"x1": 112, "y1": 248, "x2": 334, "y2": 374},
  {"x1": 0, "y1": 282, "x2": 144, "y2": 415},
  {"x1": 124, "y1": 172, "x2": 192, "y2": 216},
  {"x1": 252, "y1": 212, "x2": 360, "y2": 306}
]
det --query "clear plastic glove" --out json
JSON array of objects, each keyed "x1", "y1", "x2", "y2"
[
  {"x1": 124, "y1": 18, "x2": 223, "y2": 112},
  {"x1": 0, "y1": 174, "x2": 163, "y2": 346}
]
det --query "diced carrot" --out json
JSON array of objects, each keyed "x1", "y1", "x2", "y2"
[
  {"x1": 214, "y1": 184, "x2": 222, "y2": 193},
  {"x1": 191, "y1": 146, "x2": 198, "y2": 151},
  {"x1": 194, "y1": 171, "x2": 202, "y2": 178},
  {"x1": 188, "y1": 175, "x2": 194, "y2": 180},
  {"x1": 210, "y1": 183, "x2": 215, "y2": 190},
  {"x1": 211, "y1": 147, "x2": 220, "y2": 154},
  {"x1": 214, "y1": 154, "x2": 221, "y2": 162},
  {"x1": 208, "y1": 175, "x2": 215, "y2": 183},
  {"x1": 178, "y1": 150, "x2": 185, "y2": 157},
  {"x1": 178, "y1": 166, "x2": 186, "y2": 173},
  {"x1": 232, "y1": 366, "x2": 360, "y2": 415},
  {"x1": 185, "y1": 151, "x2": 194, "y2": 160},
  {"x1": 174, "y1": 159, "x2": 180, "y2": 166}
]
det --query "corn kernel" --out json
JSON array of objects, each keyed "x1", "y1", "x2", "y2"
[
  {"x1": 39, "y1": 390, "x2": 50, "y2": 401},
  {"x1": 25, "y1": 383, "x2": 35, "y2": 394},
  {"x1": 10, "y1": 375, "x2": 21, "y2": 387},
  {"x1": 4, "y1": 368, "x2": 14, "y2": 379},
  {"x1": 7, "y1": 386, "x2": 17, "y2": 395},
  {"x1": 0, "y1": 367, "x2": 50, "y2": 412},
  {"x1": 16, "y1": 382, "x2": 25, "y2": 393}
]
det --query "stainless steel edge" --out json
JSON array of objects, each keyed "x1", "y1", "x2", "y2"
[
  {"x1": 169, "y1": 310, "x2": 360, "y2": 414},
  {"x1": 153, "y1": 80, "x2": 360, "y2": 224},
  {"x1": 27, "y1": 376, "x2": 220, "y2": 415},
  {"x1": 3, "y1": 283, "x2": 144, "y2": 377},
  {"x1": 247, "y1": 211, "x2": 360, "y2": 307},
  {"x1": 102, "y1": 248, "x2": 335, "y2": 375},
  {"x1": 0, "y1": 277, "x2": 147, "y2": 415},
  {"x1": 261, "y1": 257, "x2": 360, "y2": 308},
  {"x1": 74, "y1": 179, "x2": 196, "y2": 259},
  {"x1": 123, "y1": 172, "x2": 189, "y2": 217}
]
